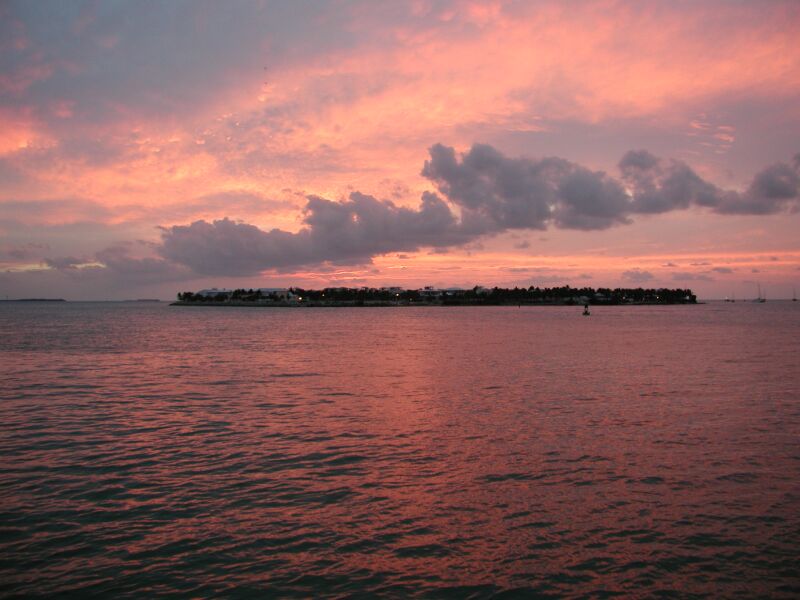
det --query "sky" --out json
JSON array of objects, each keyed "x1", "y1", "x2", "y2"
[{"x1": 1, "y1": 0, "x2": 799, "y2": 300}]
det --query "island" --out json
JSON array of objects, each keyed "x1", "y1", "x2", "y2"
[
  {"x1": 171, "y1": 286, "x2": 697, "y2": 307},
  {"x1": 1, "y1": 298, "x2": 66, "y2": 302}
]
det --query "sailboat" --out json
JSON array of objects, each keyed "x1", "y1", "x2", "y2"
[
  {"x1": 753, "y1": 283, "x2": 766, "y2": 303},
  {"x1": 793, "y1": 287, "x2": 797, "y2": 302}
]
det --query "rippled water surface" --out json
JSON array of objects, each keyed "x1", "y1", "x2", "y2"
[{"x1": 1, "y1": 301, "x2": 799, "y2": 598}]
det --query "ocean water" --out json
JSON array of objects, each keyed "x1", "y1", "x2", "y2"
[{"x1": 1, "y1": 301, "x2": 799, "y2": 598}]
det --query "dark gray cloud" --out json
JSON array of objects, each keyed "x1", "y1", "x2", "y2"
[
  {"x1": 552, "y1": 167, "x2": 630, "y2": 230},
  {"x1": 620, "y1": 150, "x2": 722, "y2": 213},
  {"x1": 421, "y1": 143, "x2": 559, "y2": 231},
  {"x1": 620, "y1": 149, "x2": 800, "y2": 215},
  {"x1": 303, "y1": 191, "x2": 464, "y2": 261},
  {"x1": 159, "y1": 191, "x2": 467, "y2": 276},
  {"x1": 716, "y1": 163, "x2": 800, "y2": 214},
  {"x1": 159, "y1": 218, "x2": 309, "y2": 276},
  {"x1": 424, "y1": 144, "x2": 799, "y2": 233},
  {"x1": 155, "y1": 143, "x2": 800, "y2": 276},
  {"x1": 421, "y1": 143, "x2": 632, "y2": 231}
]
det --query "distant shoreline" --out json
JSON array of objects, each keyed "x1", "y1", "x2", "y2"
[{"x1": 170, "y1": 300, "x2": 700, "y2": 308}]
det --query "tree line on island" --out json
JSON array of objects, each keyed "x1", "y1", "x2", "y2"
[{"x1": 175, "y1": 285, "x2": 696, "y2": 306}]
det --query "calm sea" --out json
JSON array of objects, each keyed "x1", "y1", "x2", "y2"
[{"x1": 1, "y1": 301, "x2": 799, "y2": 598}]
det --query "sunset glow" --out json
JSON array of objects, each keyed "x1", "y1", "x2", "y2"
[{"x1": 1, "y1": 1, "x2": 799, "y2": 299}]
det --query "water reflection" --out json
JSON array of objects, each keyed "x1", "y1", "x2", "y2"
[{"x1": 1, "y1": 302, "x2": 799, "y2": 596}]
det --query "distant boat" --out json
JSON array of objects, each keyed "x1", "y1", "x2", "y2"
[
  {"x1": 583, "y1": 303, "x2": 590, "y2": 316},
  {"x1": 753, "y1": 284, "x2": 766, "y2": 303},
  {"x1": 793, "y1": 287, "x2": 797, "y2": 302}
]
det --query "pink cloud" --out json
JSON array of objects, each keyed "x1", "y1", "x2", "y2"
[{"x1": 1, "y1": 1, "x2": 799, "y2": 299}]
